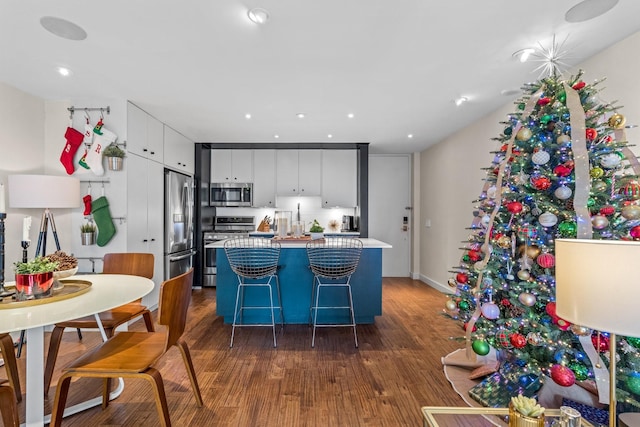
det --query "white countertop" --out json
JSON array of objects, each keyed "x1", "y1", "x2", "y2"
[{"x1": 206, "y1": 237, "x2": 392, "y2": 249}]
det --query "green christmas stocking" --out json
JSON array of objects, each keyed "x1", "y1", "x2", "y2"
[{"x1": 91, "y1": 196, "x2": 116, "y2": 247}]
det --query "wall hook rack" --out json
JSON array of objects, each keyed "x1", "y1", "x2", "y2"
[
  {"x1": 80, "y1": 179, "x2": 110, "y2": 185},
  {"x1": 68, "y1": 106, "x2": 110, "y2": 118}
]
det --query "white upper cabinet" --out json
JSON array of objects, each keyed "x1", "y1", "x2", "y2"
[
  {"x1": 163, "y1": 125, "x2": 194, "y2": 175},
  {"x1": 322, "y1": 150, "x2": 357, "y2": 207},
  {"x1": 127, "y1": 102, "x2": 164, "y2": 163},
  {"x1": 211, "y1": 149, "x2": 253, "y2": 182},
  {"x1": 276, "y1": 149, "x2": 321, "y2": 196},
  {"x1": 252, "y1": 149, "x2": 276, "y2": 208}
]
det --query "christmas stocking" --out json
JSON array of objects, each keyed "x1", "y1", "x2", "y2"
[
  {"x1": 85, "y1": 128, "x2": 116, "y2": 176},
  {"x1": 60, "y1": 127, "x2": 84, "y2": 175},
  {"x1": 91, "y1": 196, "x2": 116, "y2": 247},
  {"x1": 83, "y1": 194, "x2": 92, "y2": 216}
]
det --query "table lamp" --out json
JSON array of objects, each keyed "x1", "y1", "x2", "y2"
[
  {"x1": 8, "y1": 174, "x2": 80, "y2": 257},
  {"x1": 555, "y1": 238, "x2": 640, "y2": 427}
]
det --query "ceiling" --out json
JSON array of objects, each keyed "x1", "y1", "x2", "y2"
[{"x1": 2, "y1": 1, "x2": 640, "y2": 154}]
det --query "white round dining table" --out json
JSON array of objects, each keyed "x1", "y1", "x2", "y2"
[{"x1": 0, "y1": 273, "x2": 154, "y2": 427}]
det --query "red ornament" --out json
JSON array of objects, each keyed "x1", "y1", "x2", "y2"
[
  {"x1": 545, "y1": 302, "x2": 557, "y2": 317},
  {"x1": 572, "y1": 81, "x2": 586, "y2": 90},
  {"x1": 500, "y1": 298, "x2": 511, "y2": 307},
  {"x1": 554, "y1": 164, "x2": 573, "y2": 177},
  {"x1": 591, "y1": 333, "x2": 610, "y2": 352},
  {"x1": 509, "y1": 333, "x2": 527, "y2": 348},
  {"x1": 537, "y1": 97, "x2": 551, "y2": 106},
  {"x1": 467, "y1": 250, "x2": 481, "y2": 262},
  {"x1": 599, "y1": 205, "x2": 616, "y2": 216},
  {"x1": 586, "y1": 128, "x2": 598, "y2": 140},
  {"x1": 463, "y1": 322, "x2": 477, "y2": 332},
  {"x1": 553, "y1": 316, "x2": 571, "y2": 331},
  {"x1": 456, "y1": 272, "x2": 469, "y2": 284},
  {"x1": 531, "y1": 176, "x2": 552, "y2": 191},
  {"x1": 536, "y1": 252, "x2": 555, "y2": 268},
  {"x1": 631, "y1": 226, "x2": 640, "y2": 240},
  {"x1": 550, "y1": 364, "x2": 576, "y2": 387},
  {"x1": 619, "y1": 181, "x2": 640, "y2": 199},
  {"x1": 507, "y1": 201, "x2": 523, "y2": 214}
]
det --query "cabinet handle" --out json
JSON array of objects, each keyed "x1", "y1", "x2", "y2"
[
  {"x1": 150, "y1": 238, "x2": 156, "y2": 242},
  {"x1": 150, "y1": 151, "x2": 155, "y2": 155},
  {"x1": 143, "y1": 239, "x2": 148, "y2": 242},
  {"x1": 143, "y1": 148, "x2": 148, "y2": 152}
]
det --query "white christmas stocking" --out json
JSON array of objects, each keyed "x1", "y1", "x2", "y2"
[{"x1": 85, "y1": 127, "x2": 117, "y2": 176}]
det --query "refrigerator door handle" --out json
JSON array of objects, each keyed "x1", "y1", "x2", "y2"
[{"x1": 169, "y1": 250, "x2": 197, "y2": 262}]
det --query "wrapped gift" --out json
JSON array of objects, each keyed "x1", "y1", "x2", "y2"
[{"x1": 469, "y1": 370, "x2": 542, "y2": 408}]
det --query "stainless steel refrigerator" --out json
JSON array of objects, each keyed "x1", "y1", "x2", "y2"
[{"x1": 164, "y1": 169, "x2": 196, "y2": 281}]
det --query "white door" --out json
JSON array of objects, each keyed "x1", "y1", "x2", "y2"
[{"x1": 369, "y1": 155, "x2": 411, "y2": 277}]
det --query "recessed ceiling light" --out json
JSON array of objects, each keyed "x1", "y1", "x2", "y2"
[
  {"x1": 245, "y1": 113, "x2": 252, "y2": 119},
  {"x1": 327, "y1": 134, "x2": 333, "y2": 139},
  {"x1": 513, "y1": 48, "x2": 536, "y2": 63},
  {"x1": 347, "y1": 113, "x2": 354, "y2": 119},
  {"x1": 407, "y1": 134, "x2": 413, "y2": 139},
  {"x1": 296, "y1": 113, "x2": 305, "y2": 119},
  {"x1": 57, "y1": 66, "x2": 71, "y2": 77},
  {"x1": 40, "y1": 16, "x2": 87, "y2": 41},
  {"x1": 454, "y1": 96, "x2": 468, "y2": 107},
  {"x1": 274, "y1": 134, "x2": 280, "y2": 139},
  {"x1": 565, "y1": 0, "x2": 618, "y2": 23},
  {"x1": 247, "y1": 8, "x2": 270, "y2": 24}
]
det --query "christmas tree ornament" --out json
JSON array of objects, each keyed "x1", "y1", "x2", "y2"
[
  {"x1": 591, "y1": 333, "x2": 610, "y2": 353},
  {"x1": 496, "y1": 329, "x2": 512, "y2": 348},
  {"x1": 557, "y1": 134, "x2": 570, "y2": 144},
  {"x1": 467, "y1": 250, "x2": 481, "y2": 262},
  {"x1": 517, "y1": 244, "x2": 541, "y2": 259},
  {"x1": 59, "y1": 127, "x2": 84, "y2": 175},
  {"x1": 518, "y1": 292, "x2": 536, "y2": 307},
  {"x1": 572, "y1": 81, "x2": 586, "y2": 90},
  {"x1": 568, "y1": 362, "x2": 589, "y2": 381},
  {"x1": 554, "y1": 185, "x2": 573, "y2": 200},
  {"x1": 600, "y1": 153, "x2": 622, "y2": 169},
  {"x1": 608, "y1": 113, "x2": 626, "y2": 129},
  {"x1": 463, "y1": 320, "x2": 475, "y2": 331},
  {"x1": 545, "y1": 302, "x2": 557, "y2": 317},
  {"x1": 526, "y1": 332, "x2": 543, "y2": 346},
  {"x1": 91, "y1": 196, "x2": 117, "y2": 247},
  {"x1": 627, "y1": 337, "x2": 640, "y2": 350},
  {"x1": 585, "y1": 128, "x2": 598, "y2": 140},
  {"x1": 619, "y1": 181, "x2": 640, "y2": 199},
  {"x1": 599, "y1": 205, "x2": 615, "y2": 216},
  {"x1": 456, "y1": 272, "x2": 469, "y2": 284},
  {"x1": 459, "y1": 301, "x2": 470, "y2": 311},
  {"x1": 472, "y1": 339, "x2": 491, "y2": 356},
  {"x1": 590, "y1": 167, "x2": 604, "y2": 179},
  {"x1": 445, "y1": 300, "x2": 458, "y2": 312},
  {"x1": 557, "y1": 221, "x2": 577, "y2": 237},
  {"x1": 591, "y1": 215, "x2": 609, "y2": 230},
  {"x1": 481, "y1": 302, "x2": 500, "y2": 320},
  {"x1": 531, "y1": 150, "x2": 551, "y2": 165},
  {"x1": 516, "y1": 128, "x2": 532, "y2": 141},
  {"x1": 497, "y1": 235, "x2": 512, "y2": 249},
  {"x1": 517, "y1": 270, "x2": 530, "y2": 280},
  {"x1": 570, "y1": 324, "x2": 591, "y2": 336},
  {"x1": 626, "y1": 372, "x2": 640, "y2": 395},
  {"x1": 531, "y1": 176, "x2": 551, "y2": 190},
  {"x1": 507, "y1": 201, "x2": 523, "y2": 214},
  {"x1": 622, "y1": 205, "x2": 640, "y2": 220},
  {"x1": 553, "y1": 164, "x2": 573, "y2": 177},
  {"x1": 538, "y1": 212, "x2": 558, "y2": 227},
  {"x1": 536, "y1": 252, "x2": 555, "y2": 268},
  {"x1": 550, "y1": 364, "x2": 576, "y2": 387},
  {"x1": 592, "y1": 180, "x2": 607, "y2": 192},
  {"x1": 537, "y1": 97, "x2": 552, "y2": 106},
  {"x1": 510, "y1": 333, "x2": 527, "y2": 349},
  {"x1": 630, "y1": 225, "x2": 640, "y2": 240}
]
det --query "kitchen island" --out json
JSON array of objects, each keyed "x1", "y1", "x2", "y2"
[{"x1": 208, "y1": 238, "x2": 392, "y2": 324}]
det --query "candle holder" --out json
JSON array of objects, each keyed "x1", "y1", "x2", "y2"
[
  {"x1": 0, "y1": 213, "x2": 15, "y2": 297},
  {"x1": 21, "y1": 240, "x2": 29, "y2": 263}
]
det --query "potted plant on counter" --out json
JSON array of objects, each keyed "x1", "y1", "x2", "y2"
[
  {"x1": 309, "y1": 219, "x2": 324, "y2": 240},
  {"x1": 13, "y1": 256, "x2": 59, "y2": 300},
  {"x1": 103, "y1": 143, "x2": 126, "y2": 171}
]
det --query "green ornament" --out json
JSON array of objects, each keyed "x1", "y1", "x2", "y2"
[
  {"x1": 568, "y1": 362, "x2": 589, "y2": 381},
  {"x1": 472, "y1": 339, "x2": 490, "y2": 356},
  {"x1": 558, "y1": 221, "x2": 577, "y2": 237},
  {"x1": 540, "y1": 115, "x2": 552, "y2": 124},
  {"x1": 504, "y1": 127, "x2": 513, "y2": 136},
  {"x1": 626, "y1": 372, "x2": 640, "y2": 395},
  {"x1": 627, "y1": 337, "x2": 640, "y2": 349},
  {"x1": 518, "y1": 103, "x2": 525, "y2": 111},
  {"x1": 458, "y1": 300, "x2": 470, "y2": 311},
  {"x1": 587, "y1": 198, "x2": 596, "y2": 208},
  {"x1": 558, "y1": 91, "x2": 566, "y2": 103}
]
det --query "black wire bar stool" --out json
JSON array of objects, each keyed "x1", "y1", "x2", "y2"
[
  {"x1": 224, "y1": 237, "x2": 283, "y2": 347},
  {"x1": 306, "y1": 237, "x2": 363, "y2": 348}
]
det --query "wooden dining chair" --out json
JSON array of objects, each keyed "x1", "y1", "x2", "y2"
[
  {"x1": 49, "y1": 268, "x2": 202, "y2": 427},
  {"x1": 0, "y1": 333, "x2": 21, "y2": 403},
  {"x1": 0, "y1": 385, "x2": 19, "y2": 427},
  {"x1": 44, "y1": 253, "x2": 156, "y2": 395}
]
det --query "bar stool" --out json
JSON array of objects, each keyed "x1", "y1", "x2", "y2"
[
  {"x1": 224, "y1": 237, "x2": 283, "y2": 347},
  {"x1": 306, "y1": 237, "x2": 363, "y2": 348}
]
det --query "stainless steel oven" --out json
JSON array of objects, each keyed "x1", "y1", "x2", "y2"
[{"x1": 202, "y1": 216, "x2": 255, "y2": 287}]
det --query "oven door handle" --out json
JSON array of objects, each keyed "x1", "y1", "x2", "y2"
[{"x1": 169, "y1": 250, "x2": 197, "y2": 262}]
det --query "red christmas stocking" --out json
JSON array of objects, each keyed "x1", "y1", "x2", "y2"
[
  {"x1": 83, "y1": 194, "x2": 92, "y2": 216},
  {"x1": 60, "y1": 127, "x2": 84, "y2": 175}
]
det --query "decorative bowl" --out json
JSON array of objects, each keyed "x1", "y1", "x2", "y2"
[
  {"x1": 15, "y1": 271, "x2": 55, "y2": 300},
  {"x1": 310, "y1": 232, "x2": 324, "y2": 240},
  {"x1": 52, "y1": 267, "x2": 79, "y2": 290}
]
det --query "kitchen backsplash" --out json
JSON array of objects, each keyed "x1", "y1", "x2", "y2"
[{"x1": 214, "y1": 196, "x2": 358, "y2": 233}]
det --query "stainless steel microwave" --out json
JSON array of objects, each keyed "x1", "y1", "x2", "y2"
[{"x1": 210, "y1": 182, "x2": 253, "y2": 207}]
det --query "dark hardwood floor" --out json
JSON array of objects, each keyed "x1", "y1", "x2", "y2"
[{"x1": 4, "y1": 278, "x2": 491, "y2": 426}]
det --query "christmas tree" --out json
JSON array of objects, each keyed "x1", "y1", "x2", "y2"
[{"x1": 444, "y1": 69, "x2": 640, "y2": 409}]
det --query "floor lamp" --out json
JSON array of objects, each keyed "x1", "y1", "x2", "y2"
[
  {"x1": 556, "y1": 238, "x2": 640, "y2": 427},
  {"x1": 8, "y1": 175, "x2": 80, "y2": 257}
]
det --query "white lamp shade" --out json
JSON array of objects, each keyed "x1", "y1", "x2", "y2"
[
  {"x1": 555, "y1": 238, "x2": 640, "y2": 337},
  {"x1": 8, "y1": 175, "x2": 80, "y2": 209}
]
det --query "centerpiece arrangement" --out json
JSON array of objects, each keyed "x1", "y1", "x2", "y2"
[
  {"x1": 13, "y1": 256, "x2": 59, "y2": 300},
  {"x1": 508, "y1": 395, "x2": 545, "y2": 427}
]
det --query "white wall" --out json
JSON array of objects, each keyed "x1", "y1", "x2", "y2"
[{"x1": 418, "y1": 31, "x2": 640, "y2": 292}]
